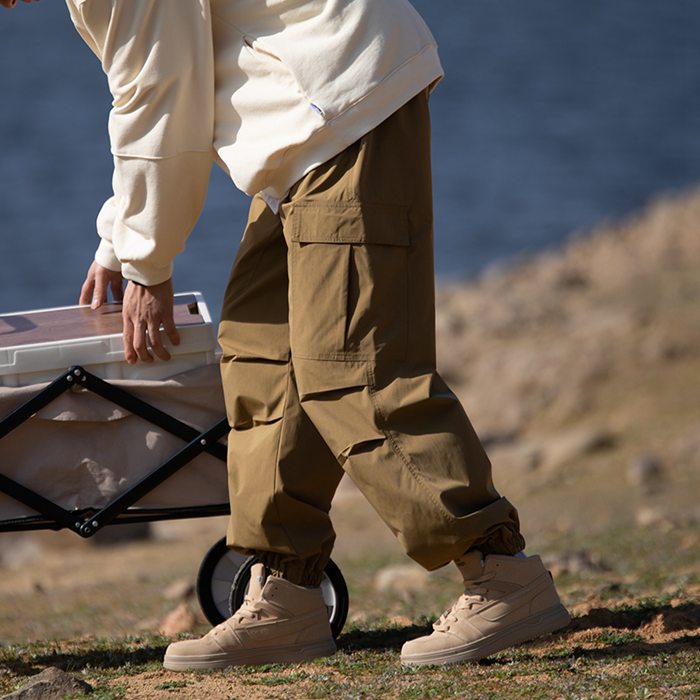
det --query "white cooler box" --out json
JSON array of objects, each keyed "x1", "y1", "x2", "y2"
[
  {"x1": 0, "y1": 292, "x2": 217, "y2": 387},
  {"x1": 0, "y1": 293, "x2": 229, "y2": 522}
]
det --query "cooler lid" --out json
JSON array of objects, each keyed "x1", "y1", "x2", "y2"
[{"x1": 0, "y1": 292, "x2": 215, "y2": 377}]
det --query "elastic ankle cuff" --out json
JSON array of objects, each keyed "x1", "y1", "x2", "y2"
[
  {"x1": 256, "y1": 552, "x2": 326, "y2": 587},
  {"x1": 472, "y1": 528, "x2": 526, "y2": 558}
]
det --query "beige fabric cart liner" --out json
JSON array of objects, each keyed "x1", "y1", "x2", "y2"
[{"x1": 0, "y1": 363, "x2": 229, "y2": 520}]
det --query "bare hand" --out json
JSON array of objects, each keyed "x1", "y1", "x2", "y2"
[
  {"x1": 122, "y1": 279, "x2": 180, "y2": 363},
  {"x1": 0, "y1": 1, "x2": 39, "y2": 9},
  {"x1": 79, "y1": 261, "x2": 124, "y2": 309}
]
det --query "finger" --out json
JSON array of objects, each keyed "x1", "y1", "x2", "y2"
[
  {"x1": 147, "y1": 321, "x2": 171, "y2": 361},
  {"x1": 162, "y1": 314, "x2": 181, "y2": 348},
  {"x1": 111, "y1": 276, "x2": 125, "y2": 303},
  {"x1": 123, "y1": 317, "x2": 137, "y2": 365},
  {"x1": 79, "y1": 276, "x2": 95, "y2": 306},
  {"x1": 133, "y1": 321, "x2": 153, "y2": 363},
  {"x1": 91, "y1": 271, "x2": 108, "y2": 309}
]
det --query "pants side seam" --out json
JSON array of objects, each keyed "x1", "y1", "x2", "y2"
[{"x1": 270, "y1": 363, "x2": 301, "y2": 554}]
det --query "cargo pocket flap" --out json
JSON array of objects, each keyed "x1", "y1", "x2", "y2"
[
  {"x1": 293, "y1": 357, "x2": 370, "y2": 399},
  {"x1": 290, "y1": 203, "x2": 410, "y2": 246}
]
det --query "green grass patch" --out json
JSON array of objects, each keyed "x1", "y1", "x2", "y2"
[
  {"x1": 596, "y1": 629, "x2": 643, "y2": 646},
  {"x1": 154, "y1": 679, "x2": 189, "y2": 690}
]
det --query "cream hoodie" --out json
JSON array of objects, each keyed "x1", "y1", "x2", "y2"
[{"x1": 65, "y1": 0, "x2": 443, "y2": 286}]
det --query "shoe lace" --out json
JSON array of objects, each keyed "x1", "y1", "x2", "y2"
[
  {"x1": 233, "y1": 592, "x2": 269, "y2": 623},
  {"x1": 210, "y1": 595, "x2": 265, "y2": 640},
  {"x1": 433, "y1": 572, "x2": 495, "y2": 633}
]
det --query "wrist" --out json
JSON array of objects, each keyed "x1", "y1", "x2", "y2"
[{"x1": 121, "y1": 261, "x2": 173, "y2": 287}]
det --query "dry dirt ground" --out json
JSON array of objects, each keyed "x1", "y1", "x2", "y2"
[{"x1": 0, "y1": 189, "x2": 699, "y2": 698}]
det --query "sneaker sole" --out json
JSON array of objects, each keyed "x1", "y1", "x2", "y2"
[
  {"x1": 401, "y1": 604, "x2": 571, "y2": 666},
  {"x1": 163, "y1": 639, "x2": 336, "y2": 671}
]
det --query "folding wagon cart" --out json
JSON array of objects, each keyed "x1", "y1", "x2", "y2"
[{"x1": 0, "y1": 293, "x2": 348, "y2": 638}]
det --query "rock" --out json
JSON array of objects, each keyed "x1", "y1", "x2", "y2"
[
  {"x1": 486, "y1": 441, "x2": 543, "y2": 500},
  {"x1": 0, "y1": 535, "x2": 42, "y2": 569},
  {"x1": 159, "y1": 601, "x2": 197, "y2": 636},
  {"x1": 163, "y1": 578, "x2": 195, "y2": 602},
  {"x1": 642, "y1": 329, "x2": 689, "y2": 364},
  {"x1": 540, "y1": 427, "x2": 615, "y2": 473},
  {"x1": 491, "y1": 441, "x2": 542, "y2": 472},
  {"x1": 553, "y1": 266, "x2": 589, "y2": 289},
  {"x1": 635, "y1": 506, "x2": 673, "y2": 531},
  {"x1": 374, "y1": 564, "x2": 429, "y2": 600},
  {"x1": 479, "y1": 431, "x2": 519, "y2": 449},
  {"x1": 670, "y1": 432, "x2": 700, "y2": 470},
  {"x1": 1, "y1": 667, "x2": 92, "y2": 700},
  {"x1": 544, "y1": 551, "x2": 609, "y2": 578},
  {"x1": 627, "y1": 454, "x2": 664, "y2": 493}
]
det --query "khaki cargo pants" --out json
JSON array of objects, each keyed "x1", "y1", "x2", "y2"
[{"x1": 218, "y1": 91, "x2": 525, "y2": 585}]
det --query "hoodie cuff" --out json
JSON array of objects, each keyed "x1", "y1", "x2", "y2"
[
  {"x1": 94, "y1": 238, "x2": 122, "y2": 272},
  {"x1": 121, "y1": 261, "x2": 173, "y2": 287}
]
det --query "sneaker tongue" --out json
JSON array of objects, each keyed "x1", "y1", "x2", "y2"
[{"x1": 247, "y1": 563, "x2": 267, "y2": 601}]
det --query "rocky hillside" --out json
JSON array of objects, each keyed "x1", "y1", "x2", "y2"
[{"x1": 433, "y1": 187, "x2": 700, "y2": 531}]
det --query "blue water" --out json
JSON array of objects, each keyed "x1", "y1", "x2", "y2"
[{"x1": 2, "y1": 0, "x2": 700, "y2": 321}]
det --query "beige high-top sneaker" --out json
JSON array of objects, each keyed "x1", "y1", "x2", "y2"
[
  {"x1": 401, "y1": 551, "x2": 571, "y2": 666},
  {"x1": 163, "y1": 564, "x2": 336, "y2": 671}
]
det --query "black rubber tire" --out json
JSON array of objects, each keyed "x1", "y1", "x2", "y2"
[
  {"x1": 229, "y1": 555, "x2": 349, "y2": 639},
  {"x1": 196, "y1": 537, "x2": 248, "y2": 626}
]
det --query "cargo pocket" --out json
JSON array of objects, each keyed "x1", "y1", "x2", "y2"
[{"x1": 286, "y1": 202, "x2": 410, "y2": 362}]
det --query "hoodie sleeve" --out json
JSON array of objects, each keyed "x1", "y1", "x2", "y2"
[{"x1": 66, "y1": 0, "x2": 215, "y2": 285}]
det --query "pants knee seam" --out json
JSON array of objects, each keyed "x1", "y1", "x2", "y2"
[{"x1": 366, "y1": 366, "x2": 453, "y2": 527}]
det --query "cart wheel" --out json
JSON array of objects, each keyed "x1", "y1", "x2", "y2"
[
  {"x1": 229, "y1": 555, "x2": 349, "y2": 639},
  {"x1": 196, "y1": 537, "x2": 248, "y2": 626}
]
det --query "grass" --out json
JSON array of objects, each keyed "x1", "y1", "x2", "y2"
[
  {"x1": 0, "y1": 489, "x2": 697, "y2": 699},
  {"x1": 3, "y1": 633, "x2": 693, "y2": 700},
  {"x1": 0, "y1": 580, "x2": 696, "y2": 698}
]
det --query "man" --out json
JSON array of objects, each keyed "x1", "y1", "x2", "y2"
[{"x1": 3, "y1": 0, "x2": 570, "y2": 669}]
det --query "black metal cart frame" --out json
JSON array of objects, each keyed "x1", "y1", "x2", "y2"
[
  {"x1": 0, "y1": 363, "x2": 350, "y2": 636},
  {"x1": 0, "y1": 364, "x2": 230, "y2": 537}
]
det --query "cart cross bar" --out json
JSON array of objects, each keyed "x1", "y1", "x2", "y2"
[{"x1": 0, "y1": 365, "x2": 230, "y2": 536}]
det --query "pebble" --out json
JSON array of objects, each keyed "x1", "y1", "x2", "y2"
[
  {"x1": 635, "y1": 506, "x2": 673, "y2": 531},
  {"x1": 544, "y1": 551, "x2": 609, "y2": 578},
  {"x1": 627, "y1": 454, "x2": 664, "y2": 493}
]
